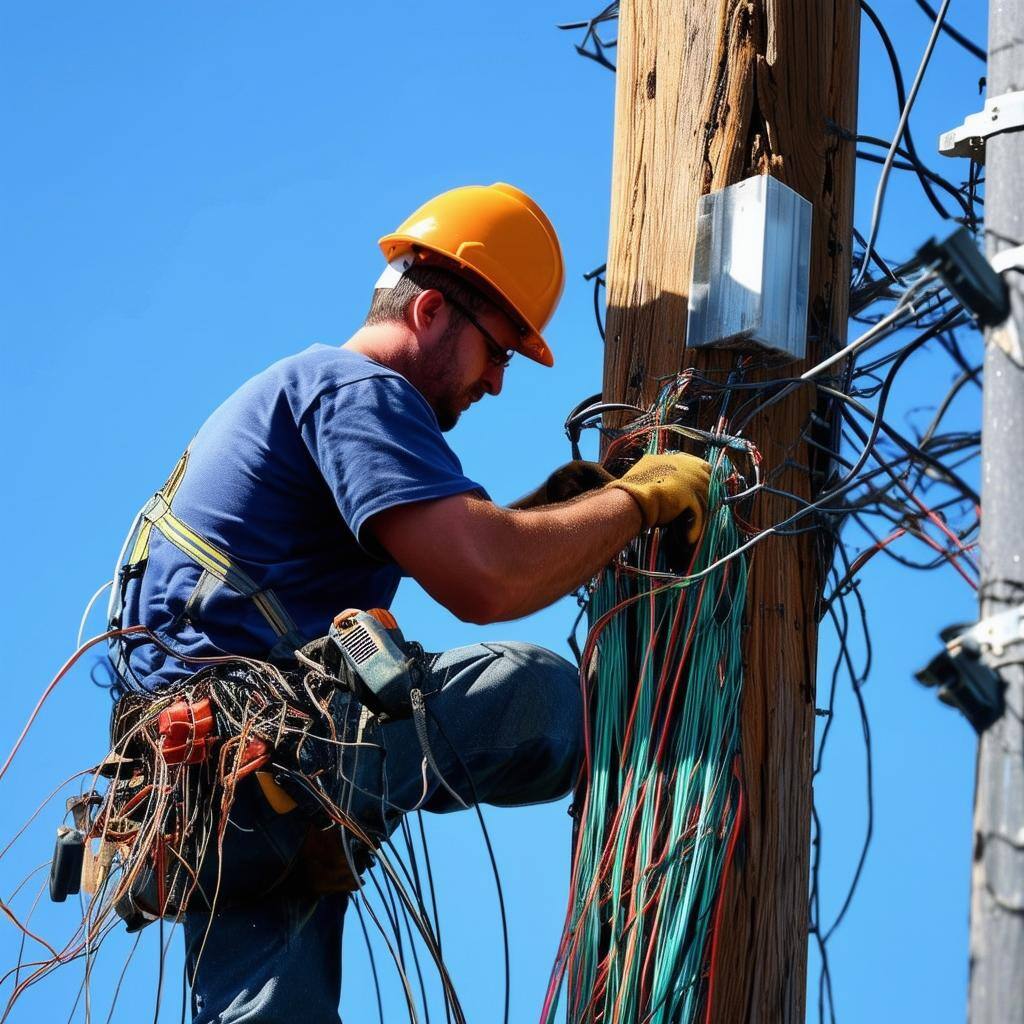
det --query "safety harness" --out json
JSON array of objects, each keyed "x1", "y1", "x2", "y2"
[{"x1": 107, "y1": 450, "x2": 307, "y2": 686}]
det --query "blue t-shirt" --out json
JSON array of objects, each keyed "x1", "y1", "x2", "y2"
[{"x1": 115, "y1": 345, "x2": 485, "y2": 689}]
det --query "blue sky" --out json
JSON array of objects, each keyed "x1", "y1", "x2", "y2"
[{"x1": 0, "y1": 2, "x2": 988, "y2": 1021}]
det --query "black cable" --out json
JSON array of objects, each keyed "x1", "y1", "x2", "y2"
[
  {"x1": 271, "y1": 764, "x2": 466, "y2": 1020},
  {"x1": 856, "y1": 143, "x2": 974, "y2": 219},
  {"x1": 850, "y1": 305, "x2": 963, "y2": 380},
  {"x1": 369, "y1": 866, "x2": 407, "y2": 975},
  {"x1": 735, "y1": 315, "x2": 938, "y2": 505},
  {"x1": 358, "y1": 892, "x2": 422, "y2": 1023},
  {"x1": 353, "y1": 897, "x2": 387, "y2": 1024},
  {"x1": 557, "y1": 2, "x2": 620, "y2": 71},
  {"x1": 809, "y1": 805, "x2": 838, "y2": 1024},
  {"x1": 814, "y1": 567, "x2": 851, "y2": 777},
  {"x1": 826, "y1": 382, "x2": 980, "y2": 506},
  {"x1": 918, "y1": 364, "x2": 982, "y2": 446},
  {"x1": 397, "y1": 869, "x2": 433, "y2": 1024},
  {"x1": 811, "y1": 544, "x2": 875, "y2": 1002},
  {"x1": 378, "y1": 830, "x2": 433, "y2": 1024},
  {"x1": 583, "y1": 264, "x2": 607, "y2": 341},
  {"x1": 935, "y1": 326, "x2": 982, "y2": 380},
  {"x1": 849, "y1": 225, "x2": 906, "y2": 300},
  {"x1": 383, "y1": 825, "x2": 439, "y2": 954},
  {"x1": 914, "y1": 0, "x2": 986, "y2": 62},
  {"x1": 416, "y1": 812, "x2": 452, "y2": 1024},
  {"x1": 821, "y1": 602, "x2": 874, "y2": 944},
  {"x1": 300, "y1": 772, "x2": 464, "y2": 1010},
  {"x1": 967, "y1": 158, "x2": 984, "y2": 232},
  {"x1": 840, "y1": 404, "x2": 976, "y2": 525},
  {"x1": 849, "y1": 251, "x2": 940, "y2": 318},
  {"x1": 820, "y1": 311, "x2": 980, "y2": 505},
  {"x1": 424, "y1": 712, "x2": 511, "y2": 1024},
  {"x1": 152, "y1": 915, "x2": 166, "y2": 1024},
  {"x1": 858, "y1": 0, "x2": 955, "y2": 227}
]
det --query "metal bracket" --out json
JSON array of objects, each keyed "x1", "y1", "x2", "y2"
[
  {"x1": 990, "y1": 244, "x2": 1024, "y2": 277},
  {"x1": 939, "y1": 91, "x2": 1024, "y2": 164},
  {"x1": 955, "y1": 603, "x2": 1024, "y2": 663},
  {"x1": 66, "y1": 793, "x2": 102, "y2": 833}
]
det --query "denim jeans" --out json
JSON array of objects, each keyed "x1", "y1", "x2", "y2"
[{"x1": 182, "y1": 641, "x2": 581, "y2": 1023}]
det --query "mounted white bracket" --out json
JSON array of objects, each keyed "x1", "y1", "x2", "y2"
[
  {"x1": 939, "y1": 90, "x2": 1024, "y2": 164},
  {"x1": 952, "y1": 603, "x2": 1024, "y2": 665},
  {"x1": 990, "y1": 244, "x2": 1024, "y2": 276}
]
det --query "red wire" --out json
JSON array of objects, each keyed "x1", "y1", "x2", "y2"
[
  {"x1": 703, "y1": 759, "x2": 745, "y2": 1024},
  {"x1": 0, "y1": 626, "x2": 148, "y2": 786}
]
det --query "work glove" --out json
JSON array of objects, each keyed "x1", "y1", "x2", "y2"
[
  {"x1": 606, "y1": 452, "x2": 712, "y2": 540},
  {"x1": 510, "y1": 460, "x2": 616, "y2": 509}
]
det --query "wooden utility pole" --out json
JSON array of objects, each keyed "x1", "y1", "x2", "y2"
[
  {"x1": 970, "y1": 1, "x2": 1024, "y2": 1019},
  {"x1": 603, "y1": 3, "x2": 859, "y2": 1021}
]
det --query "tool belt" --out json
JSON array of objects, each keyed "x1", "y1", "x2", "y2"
[{"x1": 51, "y1": 639, "x2": 381, "y2": 931}]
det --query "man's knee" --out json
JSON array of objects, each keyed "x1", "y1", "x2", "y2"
[
  {"x1": 466, "y1": 641, "x2": 584, "y2": 790},
  {"x1": 378, "y1": 640, "x2": 584, "y2": 811},
  {"x1": 491, "y1": 641, "x2": 581, "y2": 745}
]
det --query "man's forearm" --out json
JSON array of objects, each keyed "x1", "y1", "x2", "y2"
[
  {"x1": 470, "y1": 487, "x2": 642, "y2": 621},
  {"x1": 373, "y1": 451, "x2": 708, "y2": 624},
  {"x1": 370, "y1": 480, "x2": 659, "y2": 625}
]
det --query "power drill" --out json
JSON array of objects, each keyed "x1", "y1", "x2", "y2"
[{"x1": 327, "y1": 608, "x2": 428, "y2": 721}]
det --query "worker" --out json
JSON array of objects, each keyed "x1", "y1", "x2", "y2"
[{"x1": 108, "y1": 182, "x2": 710, "y2": 1023}]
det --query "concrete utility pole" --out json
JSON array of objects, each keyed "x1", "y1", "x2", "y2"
[
  {"x1": 970, "y1": 2, "x2": 1024, "y2": 1020},
  {"x1": 603, "y1": 2, "x2": 859, "y2": 1021}
]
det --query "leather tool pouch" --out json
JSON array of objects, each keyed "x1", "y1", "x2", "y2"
[{"x1": 103, "y1": 665, "x2": 374, "y2": 931}]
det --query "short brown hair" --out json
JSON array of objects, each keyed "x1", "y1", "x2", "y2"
[{"x1": 364, "y1": 264, "x2": 493, "y2": 330}]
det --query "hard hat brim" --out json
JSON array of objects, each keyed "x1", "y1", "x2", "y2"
[{"x1": 377, "y1": 236, "x2": 556, "y2": 368}]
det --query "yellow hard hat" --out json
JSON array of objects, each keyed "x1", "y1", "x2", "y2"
[{"x1": 378, "y1": 183, "x2": 564, "y2": 367}]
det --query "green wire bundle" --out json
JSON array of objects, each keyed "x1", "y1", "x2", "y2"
[{"x1": 544, "y1": 447, "x2": 748, "y2": 1024}]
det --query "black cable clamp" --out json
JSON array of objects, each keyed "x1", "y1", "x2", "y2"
[
  {"x1": 915, "y1": 604, "x2": 1023, "y2": 734},
  {"x1": 916, "y1": 227, "x2": 1010, "y2": 327}
]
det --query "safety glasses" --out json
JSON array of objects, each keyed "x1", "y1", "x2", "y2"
[{"x1": 444, "y1": 294, "x2": 516, "y2": 369}]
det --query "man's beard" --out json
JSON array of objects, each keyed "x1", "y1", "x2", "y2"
[
  {"x1": 434, "y1": 400, "x2": 461, "y2": 432},
  {"x1": 414, "y1": 326, "x2": 475, "y2": 432}
]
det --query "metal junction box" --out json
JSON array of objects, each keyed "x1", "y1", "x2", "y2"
[{"x1": 686, "y1": 175, "x2": 812, "y2": 360}]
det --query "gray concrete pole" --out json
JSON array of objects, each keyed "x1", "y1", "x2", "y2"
[{"x1": 969, "y1": 2, "x2": 1024, "y2": 1021}]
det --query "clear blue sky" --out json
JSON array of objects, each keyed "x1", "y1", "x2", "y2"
[{"x1": 0, "y1": 2, "x2": 987, "y2": 1021}]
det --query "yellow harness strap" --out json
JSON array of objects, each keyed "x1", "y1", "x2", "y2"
[
  {"x1": 112, "y1": 449, "x2": 306, "y2": 666},
  {"x1": 127, "y1": 450, "x2": 189, "y2": 566}
]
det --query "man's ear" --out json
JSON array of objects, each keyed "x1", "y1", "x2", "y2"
[{"x1": 407, "y1": 289, "x2": 447, "y2": 339}]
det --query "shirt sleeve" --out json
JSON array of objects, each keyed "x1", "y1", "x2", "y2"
[{"x1": 298, "y1": 373, "x2": 488, "y2": 547}]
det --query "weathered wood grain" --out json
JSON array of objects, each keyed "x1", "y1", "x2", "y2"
[{"x1": 602, "y1": 2, "x2": 860, "y2": 1021}]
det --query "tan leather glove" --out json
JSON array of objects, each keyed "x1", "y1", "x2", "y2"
[{"x1": 607, "y1": 452, "x2": 712, "y2": 540}]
